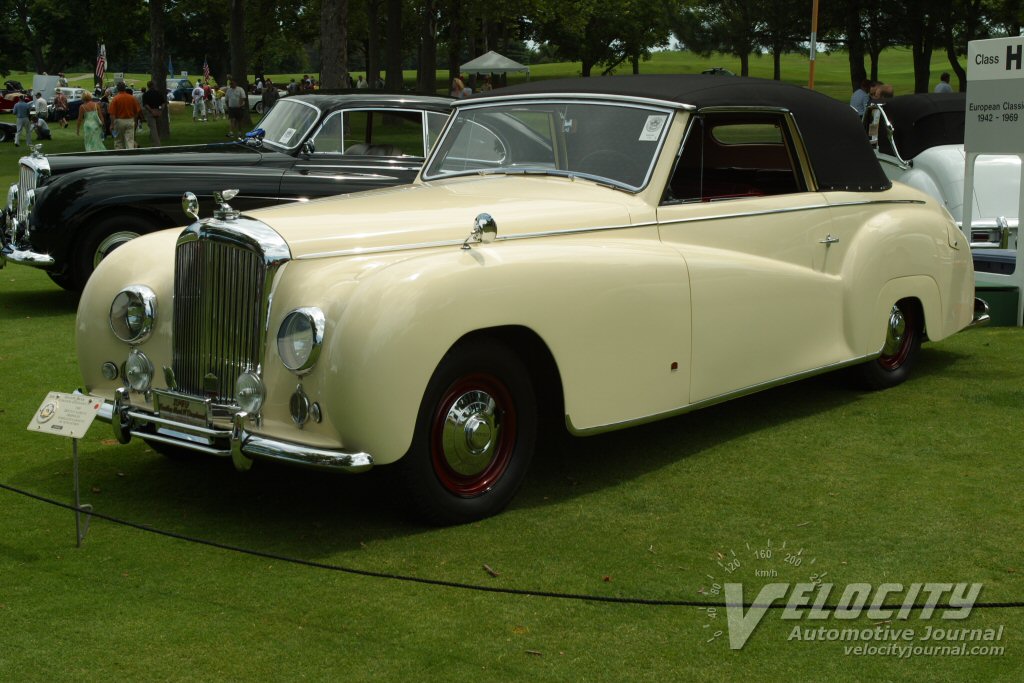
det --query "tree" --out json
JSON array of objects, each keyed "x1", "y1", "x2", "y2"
[
  {"x1": 755, "y1": 0, "x2": 805, "y2": 80},
  {"x1": 674, "y1": 0, "x2": 759, "y2": 76},
  {"x1": 320, "y1": 0, "x2": 350, "y2": 88},
  {"x1": 532, "y1": 1, "x2": 622, "y2": 77},
  {"x1": 229, "y1": 0, "x2": 253, "y2": 125},
  {"x1": 892, "y1": 0, "x2": 939, "y2": 93},
  {"x1": 417, "y1": 0, "x2": 438, "y2": 93},
  {"x1": 150, "y1": 0, "x2": 171, "y2": 139},
  {"x1": 384, "y1": 0, "x2": 404, "y2": 89}
]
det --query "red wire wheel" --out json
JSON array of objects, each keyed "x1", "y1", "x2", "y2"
[
  {"x1": 877, "y1": 301, "x2": 920, "y2": 371},
  {"x1": 429, "y1": 372, "x2": 517, "y2": 498}
]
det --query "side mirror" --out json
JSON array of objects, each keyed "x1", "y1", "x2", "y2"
[{"x1": 301, "y1": 139, "x2": 316, "y2": 156}]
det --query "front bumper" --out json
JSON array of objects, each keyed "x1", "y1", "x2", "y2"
[
  {"x1": 98, "y1": 387, "x2": 373, "y2": 474},
  {"x1": 969, "y1": 297, "x2": 992, "y2": 328},
  {"x1": 1, "y1": 211, "x2": 54, "y2": 270}
]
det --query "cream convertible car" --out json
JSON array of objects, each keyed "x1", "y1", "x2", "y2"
[{"x1": 75, "y1": 76, "x2": 986, "y2": 523}]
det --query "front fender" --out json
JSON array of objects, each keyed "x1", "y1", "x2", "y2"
[{"x1": 264, "y1": 233, "x2": 692, "y2": 464}]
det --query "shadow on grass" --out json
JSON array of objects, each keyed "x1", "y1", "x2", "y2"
[
  {"x1": 0, "y1": 282, "x2": 78, "y2": 318},
  {"x1": 7, "y1": 345, "x2": 970, "y2": 557}
]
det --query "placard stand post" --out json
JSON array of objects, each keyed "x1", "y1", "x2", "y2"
[{"x1": 72, "y1": 438, "x2": 93, "y2": 547}]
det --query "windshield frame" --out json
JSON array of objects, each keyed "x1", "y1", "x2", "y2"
[
  {"x1": 258, "y1": 98, "x2": 322, "y2": 152},
  {"x1": 421, "y1": 97, "x2": 677, "y2": 193}
]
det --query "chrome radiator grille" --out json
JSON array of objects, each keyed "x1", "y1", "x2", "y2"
[
  {"x1": 17, "y1": 163, "x2": 36, "y2": 223},
  {"x1": 172, "y1": 237, "x2": 267, "y2": 402}
]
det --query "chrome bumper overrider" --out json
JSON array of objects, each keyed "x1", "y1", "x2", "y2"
[
  {"x1": 1, "y1": 213, "x2": 54, "y2": 269},
  {"x1": 99, "y1": 387, "x2": 373, "y2": 473},
  {"x1": 970, "y1": 297, "x2": 991, "y2": 328}
]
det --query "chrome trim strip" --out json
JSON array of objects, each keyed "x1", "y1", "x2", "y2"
[
  {"x1": 126, "y1": 410, "x2": 231, "y2": 438},
  {"x1": 295, "y1": 163, "x2": 420, "y2": 171},
  {"x1": 455, "y1": 92, "x2": 697, "y2": 111},
  {"x1": 134, "y1": 430, "x2": 230, "y2": 457},
  {"x1": 567, "y1": 353, "x2": 880, "y2": 436},
  {"x1": 294, "y1": 174, "x2": 401, "y2": 182},
  {"x1": 295, "y1": 199, "x2": 927, "y2": 261}
]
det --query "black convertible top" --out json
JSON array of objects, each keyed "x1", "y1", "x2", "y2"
[
  {"x1": 877, "y1": 93, "x2": 966, "y2": 160},
  {"x1": 468, "y1": 75, "x2": 890, "y2": 192}
]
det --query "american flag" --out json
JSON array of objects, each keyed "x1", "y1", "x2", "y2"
[
  {"x1": 95, "y1": 44, "x2": 106, "y2": 82},
  {"x1": 203, "y1": 58, "x2": 210, "y2": 82}
]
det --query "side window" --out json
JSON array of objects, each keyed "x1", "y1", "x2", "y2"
[
  {"x1": 425, "y1": 111, "x2": 449, "y2": 154},
  {"x1": 343, "y1": 110, "x2": 425, "y2": 157},
  {"x1": 310, "y1": 111, "x2": 344, "y2": 154},
  {"x1": 664, "y1": 113, "x2": 806, "y2": 204}
]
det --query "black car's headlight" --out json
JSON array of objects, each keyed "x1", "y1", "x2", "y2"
[
  {"x1": 277, "y1": 307, "x2": 325, "y2": 374},
  {"x1": 109, "y1": 285, "x2": 157, "y2": 344}
]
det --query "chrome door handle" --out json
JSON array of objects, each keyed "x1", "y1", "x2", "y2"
[{"x1": 819, "y1": 234, "x2": 840, "y2": 245}]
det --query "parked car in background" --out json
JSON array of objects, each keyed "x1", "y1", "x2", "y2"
[
  {"x1": 866, "y1": 93, "x2": 1020, "y2": 248},
  {"x1": 72, "y1": 75, "x2": 984, "y2": 524},
  {"x1": 2, "y1": 94, "x2": 452, "y2": 290},
  {"x1": 0, "y1": 121, "x2": 15, "y2": 142},
  {"x1": 701, "y1": 67, "x2": 736, "y2": 76},
  {"x1": 169, "y1": 79, "x2": 194, "y2": 102},
  {"x1": 0, "y1": 91, "x2": 28, "y2": 114}
]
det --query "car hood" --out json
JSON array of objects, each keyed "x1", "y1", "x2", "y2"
[
  {"x1": 250, "y1": 175, "x2": 643, "y2": 258},
  {"x1": 43, "y1": 142, "x2": 272, "y2": 174}
]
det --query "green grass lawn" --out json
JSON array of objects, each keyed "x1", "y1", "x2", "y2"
[
  {"x1": 2, "y1": 49, "x2": 1023, "y2": 680},
  {"x1": 1, "y1": 263, "x2": 1022, "y2": 680}
]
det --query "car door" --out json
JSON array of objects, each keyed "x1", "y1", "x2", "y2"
[
  {"x1": 657, "y1": 111, "x2": 852, "y2": 403},
  {"x1": 279, "y1": 108, "x2": 443, "y2": 198}
]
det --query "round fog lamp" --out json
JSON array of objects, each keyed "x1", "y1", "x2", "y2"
[
  {"x1": 277, "y1": 307, "x2": 325, "y2": 374},
  {"x1": 124, "y1": 349, "x2": 154, "y2": 392},
  {"x1": 235, "y1": 371, "x2": 265, "y2": 414},
  {"x1": 110, "y1": 286, "x2": 157, "y2": 344}
]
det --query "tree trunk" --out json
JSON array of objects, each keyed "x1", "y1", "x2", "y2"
[
  {"x1": 845, "y1": 1, "x2": 867, "y2": 90},
  {"x1": 366, "y1": 0, "x2": 381, "y2": 86},
  {"x1": 944, "y1": 25, "x2": 967, "y2": 92},
  {"x1": 910, "y1": 28, "x2": 933, "y2": 93},
  {"x1": 773, "y1": 50, "x2": 781, "y2": 80},
  {"x1": 739, "y1": 52, "x2": 750, "y2": 77},
  {"x1": 385, "y1": 0, "x2": 404, "y2": 90},
  {"x1": 320, "y1": 0, "x2": 350, "y2": 89},
  {"x1": 14, "y1": 1, "x2": 45, "y2": 75},
  {"x1": 581, "y1": 59, "x2": 592, "y2": 78},
  {"x1": 869, "y1": 49, "x2": 881, "y2": 82},
  {"x1": 447, "y1": 0, "x2": 463, "y2": 87},
  {"x1": 632, "y1": 54, "x2": 640, "y2": 74},
  {"x1": 417, "y1": 0, "x2": 437, "y2": 94},
  {"x1": 149, "y1": 0, "x2": 171, "y2": 139},
  {"x1": 229, "y1": 0, "x2": 253, "y2": 126}
]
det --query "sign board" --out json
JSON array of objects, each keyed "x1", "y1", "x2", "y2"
[
  {"x1": 965, "y1": 37, "x2": 1024, "y2": 153},
  {"x1": 30, "y1": 75, "x2": 60, "y2": 100},
  {"x1": 27, "y1": 392, "x2": 102, "y2": 439}
]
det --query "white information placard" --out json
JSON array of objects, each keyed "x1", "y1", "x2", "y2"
[
  {"x1": 27, "y1": 392, "x2": 103, "y2": 440},
  {"x1": 965, "y1": 37, "x2": 1024, "y2": 153}
]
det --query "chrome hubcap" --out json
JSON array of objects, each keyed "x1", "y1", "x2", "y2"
[
  {"x1": 94, "y1": 230, "x2": 141, "y2": 268},
  {"x1": 441, "y1": 390, "x2": 499, "y2": 477},
  {"x1": 881, "y1": 305, "x2": 906, "y2": 357}
]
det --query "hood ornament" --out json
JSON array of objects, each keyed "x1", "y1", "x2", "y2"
[
  {"x1": 213, "y1": 189, "x2": 240, "y2": 221},
  {"x1": 29, "y1": 144, "x2": 44, "y2": 159},
  {"x1": 461, "y1": 213, "x2": 498, "y2": 250}
]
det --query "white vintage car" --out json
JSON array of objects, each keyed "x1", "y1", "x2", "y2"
[
  {"x1": 866, "y1": 93, "x2": 1021, "y2": 248},
  {"x1": 75, "y1": 76, "x2": 985, "y2": 524}
]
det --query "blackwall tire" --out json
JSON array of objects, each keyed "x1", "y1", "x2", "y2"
[{"x1": 855, "y1": 299, "x2": 922, "y2": 390}]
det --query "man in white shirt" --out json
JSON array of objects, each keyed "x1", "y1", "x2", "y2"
[
  {"x1": 934, "y1": 72, "x2": 953, "y2": 93},
  {"x1": 33, "y1": 92, "x2": 47, "y2": 119},
  {"x1": 224, "y1": 78, "x2": 248, "y2": 137},
  {"x1": 192, "y1": 84, "x2": 206, "y2": 121}
]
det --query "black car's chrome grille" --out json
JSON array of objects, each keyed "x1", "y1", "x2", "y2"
[
  {"x1": 172, "y1": 237, "x2": 266, "y2": 402},
  {"x1": 17, "y1": 162, "x2": 36, "y2": 223}
]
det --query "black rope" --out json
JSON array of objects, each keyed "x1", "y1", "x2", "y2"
[{"x1": 2, "y1": 481, "x2": 1022, "y2": 610}]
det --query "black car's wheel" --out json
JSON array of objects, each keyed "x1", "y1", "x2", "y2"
[
  {"x1": 0, "y1": 127, "x2": 9, "y2": 143},
  {"x1": 398, "y1": 339, "x2": 537, "y2": 525},
  {"x1": 74, "y1": 214, "x2": 150, "y2": 290},
  {"x1": 856, "y1": 299, "x2": 922, "y2": 389},
  {"x1": 254, "y1": 101, "x2": 264, "y2": 115}
]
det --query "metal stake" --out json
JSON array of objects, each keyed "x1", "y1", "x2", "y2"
[{"x1": 72, "y1": 438, "x2": 92, "y2": 547}]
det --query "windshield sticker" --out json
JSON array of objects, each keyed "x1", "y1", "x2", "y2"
[
  {"x1": 639, "y1": 115, "x2": 667, "y2": 141},
  {"x1": 279, "y1": 127, "x2": 297, "y2": 144}
]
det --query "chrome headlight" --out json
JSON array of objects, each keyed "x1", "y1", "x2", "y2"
[
  {"x1": 124, "y1": 349, "x2": 154, "y2": 392},
  {"x1": 276, "y1": 307, "x2": 325, "y2": 374},
  {"x1": 109, "y1": 286, "x2": 157, "y2": 344},
  {"x1": 235, "y1": 371, "x2": 265, "y2": 413}
]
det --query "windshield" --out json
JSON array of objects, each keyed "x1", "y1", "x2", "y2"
[
  {"x1": 257, "y1": 99, "x2": 320, "y2": 150},
  {"x1": 423, "y1": 100, "x2": 673, "y2": 190}
]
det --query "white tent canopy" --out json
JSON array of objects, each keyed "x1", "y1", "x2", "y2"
[{"x1": 460, "y1": 51, "x2": 530, "y2": 79}]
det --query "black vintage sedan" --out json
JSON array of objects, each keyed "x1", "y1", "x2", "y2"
[{"x1": 1, "y1": 93, "x2": 453, "y2": 290}]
